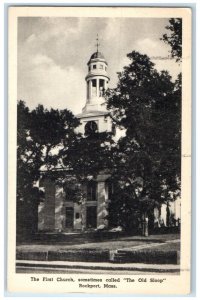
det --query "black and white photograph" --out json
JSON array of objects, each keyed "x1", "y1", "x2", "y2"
[{"x1": 7, "y1": 6, "x2": 191, "y2": 294}]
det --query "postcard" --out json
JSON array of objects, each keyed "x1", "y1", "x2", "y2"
[{"x1": 7, "y1": 6, "x2": 191, "y2": 295}]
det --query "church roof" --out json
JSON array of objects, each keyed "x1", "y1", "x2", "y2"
[
  {"x1": 76, "y1": 110, "x2": 109, "y2": 119},
  {"x1": 90, "y1": 51, "x2": 105, "y2": 60},
  {"x1": 88, "y1": 51, "x2": 107, "y2": 65}
]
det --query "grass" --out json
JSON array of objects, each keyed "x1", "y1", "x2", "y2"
[
  {"x1": 142, "y1": 242, "x2": 180, "y2": 252},
  {"x1": 17, "y1": 240, "x2": 149, "y2": 252},
  {"x1": 16, "y1": 234, "x2": 180, "y2": 264},
  {"x1": 16, "y1": 233, "x2": 180, "y2": 252}
]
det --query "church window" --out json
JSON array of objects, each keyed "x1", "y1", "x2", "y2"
[
  {"x1": 87, "y1": 181, "x2": 97, "y2": 201},
  {"x1": 75, "y1": 213, "x2": 80, "y2": 219},
  {"x1": 100, "y1": 79, "x2": 104, "y2": 87},
  {"x1": 92, "y1": 79, "x2": 96, "y2": 87},
  {"x1": 92, "y1": 79, "x2": 97, "y2": 97},
  {"x1": 99, "y1": 79, "x2": 105, "y2": 96},
  {"x1": 85, "y1": 121, "x2": 98, "y2": 136},
  {"x1": 93, "y1": 64, "x2": 96, "y2": 69}
]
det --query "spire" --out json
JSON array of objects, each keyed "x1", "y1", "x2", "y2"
[{"x1": 95, "y1": 34, "x2": 100, "y2": 53}]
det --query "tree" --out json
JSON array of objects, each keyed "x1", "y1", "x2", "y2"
[
  {"x1": 61, "y1": 129, "x2": 115, "y2": 180},
  {"x1": 17, "y1": 100, "x2": 80, "y2": 234},
  {"x1": 106, "y1": 51, "x2": 181, "y2": 232},
  {"x1": 161, "y1": 18, "x2": 182, "y2": 62}
]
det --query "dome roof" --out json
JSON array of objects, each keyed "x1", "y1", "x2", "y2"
[{"x1": 90, "y1": 51, "x2": 105, "y2": 60}]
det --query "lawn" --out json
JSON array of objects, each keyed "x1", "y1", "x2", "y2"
[
  {"x1": 16, "y1": 233, "x2": 180, "y2": 264},
  {"x1": 16, "y1": 233, "x2": 180, "y2": 252}
]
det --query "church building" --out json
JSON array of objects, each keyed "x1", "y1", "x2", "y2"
[
  {"x1": 38, "y1": 45, "x2": 115, "y2": 232},
  {"x1": 38, "y1": 43, "x2": 181, "y2": 233}
]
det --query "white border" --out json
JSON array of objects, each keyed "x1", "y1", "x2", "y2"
[{"x1": 1, "y1": 1, "x2": 198, "y2": 299}]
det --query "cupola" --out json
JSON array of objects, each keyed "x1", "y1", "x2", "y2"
[{"x1": 82, "y1": 35, "x2": 110, "y2": 113}]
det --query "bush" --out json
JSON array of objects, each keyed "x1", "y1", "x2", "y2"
[{"x1": 115, "y1": 250, "x2": 179, "y2": 264}]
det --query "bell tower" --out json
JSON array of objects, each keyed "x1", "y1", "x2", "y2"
[
  {"x1": 77, "y1": 36, "x2": 113, "y2": 135},
  {"x1": 83, "y1": 35, "x2": 110, "y2": 113}
]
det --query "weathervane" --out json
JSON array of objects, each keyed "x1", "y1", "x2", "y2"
[{"x1": 95, "y1": 34, "x2": 100, "y2": 53}]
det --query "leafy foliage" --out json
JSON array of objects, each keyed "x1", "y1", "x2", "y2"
[
  {"x1": 17, "y1": 101, "x2": 80, "y2": 233},
  {"x1": 106, "y1": 51, "x2": 181, "y2": 230},
  {"x1": 161, "y1": 18, "x2": 182, "y2": 61},
  {"x1": 61, "y1": 131, "x2": 115, "y2": 179},
  {"x1": 17, "y1": 47, "x2": 182, "y2": 234}
]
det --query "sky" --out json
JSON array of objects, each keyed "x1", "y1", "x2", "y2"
[{"x1": 18, "y1": 17, "x2": 181, "y2": 115}]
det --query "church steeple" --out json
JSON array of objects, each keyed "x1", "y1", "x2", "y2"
[
  {"x1": 82, "y1": 36, "x2": 110, "y2": 113},
  {"x1": 76, "y1": 39, "x2": 113, "y2": 135},
  {"x1": 96, "y1": 34, "x2": 100, "y2": 53}
]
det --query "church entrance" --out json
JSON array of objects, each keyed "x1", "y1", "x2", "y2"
[
  {"x1": 65, "y1": 207, "x2": 74, "y2": 229},
  {"x1": 86, "y1": 206, "x2": 97, "y2": 229}
]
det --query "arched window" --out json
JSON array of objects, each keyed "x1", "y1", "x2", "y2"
[{"x1": 85, "y1": 121, "x2": 98, "y2": 136}]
